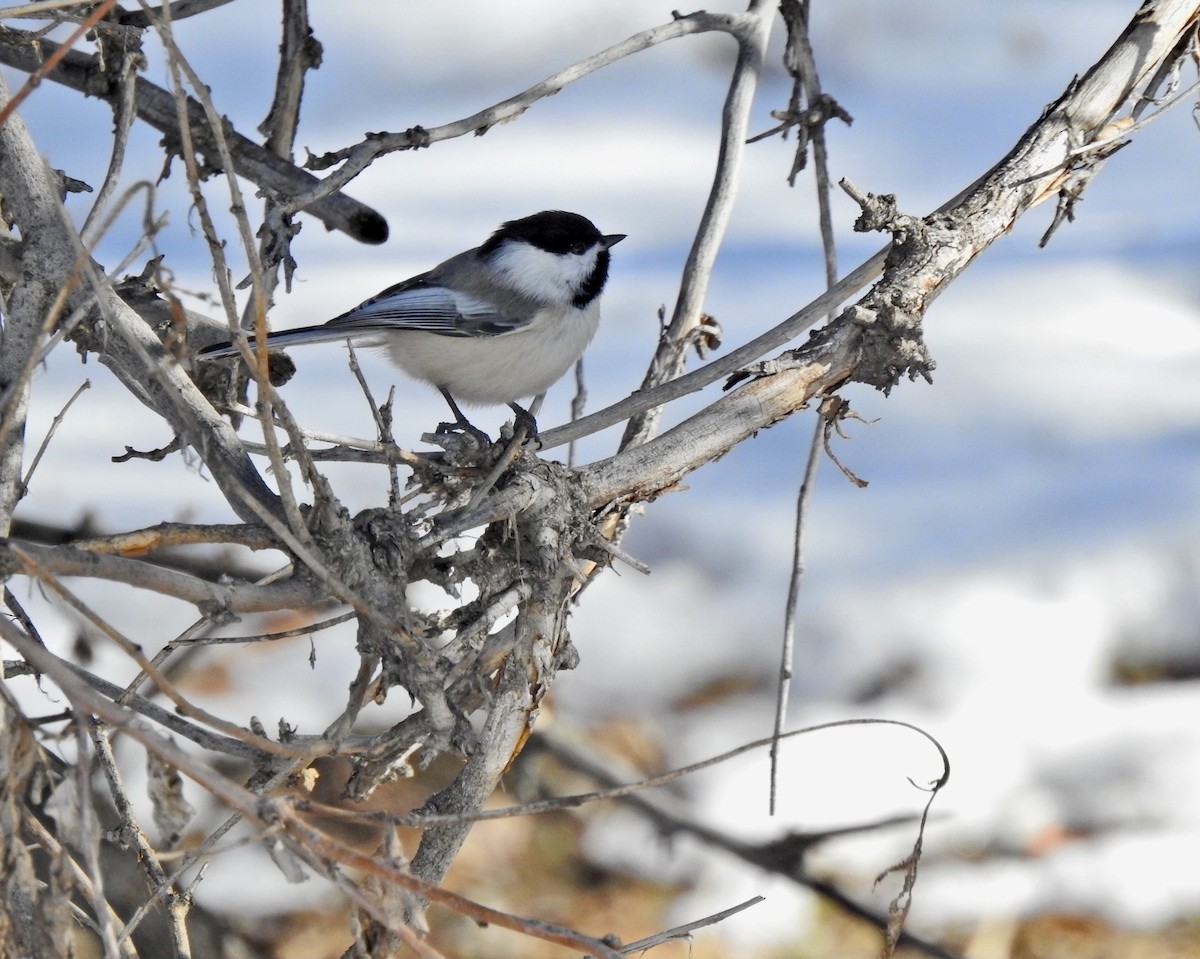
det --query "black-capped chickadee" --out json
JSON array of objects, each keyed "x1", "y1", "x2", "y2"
[{"x1": 200, "y1": 210, "x2": 625, "y2": 433}]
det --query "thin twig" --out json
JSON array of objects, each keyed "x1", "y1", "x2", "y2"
[
  {"x1": 56, "y1": 660, "x2": 277, "y2": 761},
  {"x1": 151, "y1": 7, "x2": 313, "y2": 543},
  {"x1": 0, "y1": 27, "x2": 387, "y2": 243},
  {"x1": 72, "y1": 716, "x2": 130, "y2": 959},
  {"x1": 91, "y1": 724, "x2": 192, "y2": 955},
  {"x1": 19, "y1": 378, "x2": 90, "y2": 499},
  {"x1": 0, "y1": 0, "x2": 119, "y2": 128},
  {"x1": 770, "y1": 0, "x2": 839, "y2": 817},
  {"x1": 568, "y1": 355, "x2": 588, "y2": 468},
  {"x1": 11, "y1": 544, "x2": 317, "y2": 759},
  {"x1": 286, "y1": 10, "x2": 761, "y2": 213},
  {"x1": 281, "y1": 807, "x2": 628, "y2": 959},
  {"x1": 620, "y1": 896, "x2": 764, "y2": 953},
  {"x1": 618, "y1": 0, "x2": 775, "y2": 453},
  {"x1": 171, "y1": 610, "x2": 355, "y2": 648},
  {"x1": 535, "y1": 722, "x2": 957, "y2": 959},
  {"x1": 346, "y1": 343, "x2": 401, "y2": 502},
  {"x1": 79, "y1": 43, "x2": 141, "y2": 241},
  {"x1": 300, "y1": 716, "x2": 950, "y2": 832},
  {"x1": 2, "y1": 539, "x2": 322, "y2": 612},
  {"x1": 770, "y1": 416, "x2": 822, "y2": 815},
  {"x1": 249, "y1": 0, "x2": 315, "y2": 302},
  {"x1": 536, "y1": 251, "x2": 884, "y2": 451},
  {"x1": 4, "y1": 615, "x2": 627, "y2": 959},
  {"x1": 20, "y1": 808, "x2": 137, "y2": 954}
]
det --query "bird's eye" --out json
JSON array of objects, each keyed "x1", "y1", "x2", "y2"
[{"x1": 570, "y1": 241, "x2": 589, "y2": 255}]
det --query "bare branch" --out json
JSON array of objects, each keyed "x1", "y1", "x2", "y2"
[
  {"x1": 619, "y1": 0, "x2": 775, "y2": 451},
  {"x1": 252, "y1": 0, "x2": 319, "y2": 299},
  {"x1": 409, "y1": 596, "x2": 568, "y2": 886},
  {"x1": 535, "y1": 722, "x2": 955, "y2": 959},
  {"x1": 537, "y1": 254, "x2": 883, "y2": 451},
  {"x1": 620, "y1": 896, "x2": 764, "y2": 953},
  {"x1": 0, "y1": 27, "x2": 387, "y2": 244},
  {"x1": 91, "y1": 725, "x2": 192, "y2": 956},
  {"x1": 577, "y1": 0, "x2": 1200, "y2": 502},
  {"x1": 1, "y1": 615, "x2": 629, "y2": 959},
  {"x1": 2, "y1": 4, "x2": 1196, "y2": 955},
  {"x1": 0, "y1": 694, "x2": 78, "y2": 959},
  {"x1": 288, "y1": 10, "x2": 762, "y2": 211},
  {"x1": 0, "y1": 71, "x2": 65, "y2": 534},
  {"x1": 78, "y1": 36, "x2": 141, "y2": 241},
  {"x1": 1, "y1": 539, "x2": 320, "y2": 612},
  {"x1": 770, "y1": 416, "x2": 823, "y2": 815},
  {"x1": 0, "y1": 0, "x2": 119, "y2": 129},
  {"x1": 118, "y1": 0, "x2": 239, "y2": 29}
]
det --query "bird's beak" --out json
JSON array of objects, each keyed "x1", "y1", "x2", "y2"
[{"x1": 602, "y1": 233, "x2": 627, "y2": 249}]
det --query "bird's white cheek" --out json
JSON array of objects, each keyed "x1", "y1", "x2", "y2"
[{"x1": 489, "y1": 241, "x2": 597, "y2": 304}]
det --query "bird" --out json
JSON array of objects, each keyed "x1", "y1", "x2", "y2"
[{"x1": 199, "y1": 210, "x2": 625, "y2": 437}]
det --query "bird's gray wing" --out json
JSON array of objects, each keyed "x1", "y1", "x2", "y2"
[{"x1": 323, "y1": 274, "x2": 528, "y2": 338}]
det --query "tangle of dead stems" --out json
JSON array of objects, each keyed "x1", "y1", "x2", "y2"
[{"x1": 0, "y1": 2, "x2": 1197, "y2": 957}]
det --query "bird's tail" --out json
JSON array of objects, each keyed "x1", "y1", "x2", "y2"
[{"x1": 198, "y1": 325, "x2": 370, "y2": 359}]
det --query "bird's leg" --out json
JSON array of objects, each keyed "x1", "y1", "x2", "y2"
[
  {"x1": 436, "y1": 388, "x2": 491, "y2": 444},
  {"x1": 464, "y1": 398, "x2": 543, "y2": 507}
]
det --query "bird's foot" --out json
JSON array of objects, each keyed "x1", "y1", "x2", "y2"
[
  {"x1": 435, "y1": 417, "x2": 492, "y2": 447},
  {"x1": 503, "y1": 403, "x2": 542, "y2": 449}
]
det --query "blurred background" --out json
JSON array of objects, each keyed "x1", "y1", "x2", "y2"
[{"x1": 6, "y1": 1, "x2": 1200, "y2": 955}]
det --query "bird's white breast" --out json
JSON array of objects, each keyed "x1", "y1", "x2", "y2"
[{"x1": 379, "y1": 301, "x2": 601, "y2": 405}]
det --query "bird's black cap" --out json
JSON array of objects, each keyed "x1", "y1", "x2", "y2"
[{"x1": 481, "y1": 210, "x2": 614, "y2": 256}]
